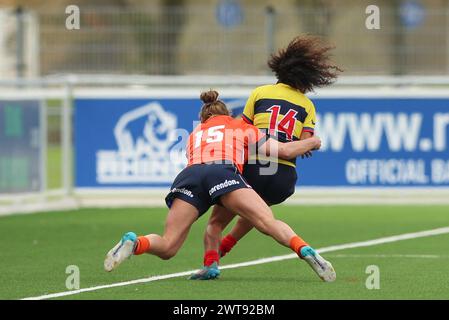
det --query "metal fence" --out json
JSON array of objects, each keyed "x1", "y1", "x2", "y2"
[{"x1": 6, "y1": 2, "x2": 449, "y2": 77}]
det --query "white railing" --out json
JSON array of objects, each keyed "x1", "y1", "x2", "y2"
[{"x1": 2, "y1": 75, "x2": 449, "y2": 87}]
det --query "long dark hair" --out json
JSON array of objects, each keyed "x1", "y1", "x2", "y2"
[{"x1": 268, "y1": 35, "x2": 342, "y2": 93}]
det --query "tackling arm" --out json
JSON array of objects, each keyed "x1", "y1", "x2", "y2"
[{"x1": 257, "y1": 136, "x2": 321, "y2": 160}]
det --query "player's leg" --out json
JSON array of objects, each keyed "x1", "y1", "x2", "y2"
[
  {"x1": 218, "y1": 162, "x2": 267, "y2": 257},
  {"x1": 190, "y1": 163, "x2": 253, "y2": 280},
  {"x1": 220, "y1": 188, "x2": 336, "y2": 282},
  {"x1": 140, "y1": 198, "x2": 198, "y2": 259},
  {"x1": 221, "y1": 188, "x2": 293, "y2": 245},
  {"x1": 219, "y1": 217, "x2": 253, "y2": 257},
  {"x1": 104, "y1": 198, "x2": 198, "y2": 271},
  {"x1": 189, "y1": 205, "x2": 235, "y2": 280},
  {"x1": 204, "y1": 205, "x2": 236, "y2": 259},
  {"x1": 220, "y1": 162, "x2": 297, "y2": 257}
]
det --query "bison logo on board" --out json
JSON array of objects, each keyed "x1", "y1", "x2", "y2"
[{"x1": 96, "y1": 102, "x2": 187, "y2": 184}]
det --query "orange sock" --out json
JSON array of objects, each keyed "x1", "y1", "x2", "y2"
[
  {"x1": 289, "y1": 235, "x2": 309, "y2": 257},
  {"x1": 134, "y1": 236, "x2": 150, "y2": 255}
]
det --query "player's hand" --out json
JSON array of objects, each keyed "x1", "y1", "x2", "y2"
[
  {"x1": 301, "y1": 151, "x2": 313, "y2": 159},
  {"x1": 311, "y1": 136, "x2": 321, "y2": 150}
]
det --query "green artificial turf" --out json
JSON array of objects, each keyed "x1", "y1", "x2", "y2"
[{"x1": 0, "y1": 205, "x2": 448, "y2": 300}]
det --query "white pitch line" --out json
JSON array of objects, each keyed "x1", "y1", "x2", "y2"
[
  {"x1": 22, "y1": 226, "x2": 449, "y2": 300},
  {"x1": 326, "y1": 254, "x2": 443, "y2": 259}
]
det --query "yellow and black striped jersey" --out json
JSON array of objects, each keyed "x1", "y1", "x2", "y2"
[{"x1": 242, "y1": 83, "x2": 317, "y2": 167}]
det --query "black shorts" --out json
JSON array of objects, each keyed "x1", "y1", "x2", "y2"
[
  {"x1": 165, "y1": 163, "x2": 251, "y2": 217},
  {"x1": 242, "y1": 161, "x2": 297, "y2": 205}
]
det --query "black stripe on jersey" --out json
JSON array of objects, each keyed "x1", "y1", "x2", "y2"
[
  {"x1": 242, "y1": 114, "x2": 253, "y2": 124},
  {"x1": 303, "y1": 127, "x2": 315, "y2": 133},
  {"x1": 254, "y1": 98, "x2": 308, "y2": 123}
]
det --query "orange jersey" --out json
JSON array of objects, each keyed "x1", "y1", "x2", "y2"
[{"x1": 186, "y1": 115, "x2": 266, "y2": 173}]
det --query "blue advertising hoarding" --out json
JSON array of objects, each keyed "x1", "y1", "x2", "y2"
[
  {"x1": 76, "y1": 98, "x2": 200, "y2": 187},
  {"x1": 74, "y1": 94, "x2": 449, "y2": 188},
  {"x1": 300, "y1": 98, "x2": 449, "y2": 186}
]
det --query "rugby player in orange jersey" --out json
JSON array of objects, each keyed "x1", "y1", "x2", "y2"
[
  {"x1": 104, "y1": 90, "x2": 336, "y2": 282},
  {"x1": 191, "y1": 36, "x2": 342, "y2": 280}
]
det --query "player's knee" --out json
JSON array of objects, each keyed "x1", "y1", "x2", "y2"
[
  {"x1": 160, "y1": 254, "x2": 173, "y2": 260},
  {"x1": 206, "y1": 222, "x2": 223, "y2": 238},
  {"x1": 208, "y1": 213, "x2": 229, "y2": 230},
  {"x1": 159, "y1": 241, "x2": 180, "y2": 260},
  {"x1": 160, "y1": 248, "x2": 177, "y2": 260}
]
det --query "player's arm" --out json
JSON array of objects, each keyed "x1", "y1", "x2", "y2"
[
  {"x1": 245, "y1": 122, "x2": 320, "y2": 160},
  {"x1": 300, "y1": 131, "x2": 314, "y2": 159},
  {"x1": 258, "y1": 136, "x2": 321, "y2": 160},
  {"x1": 300, "y1": 101, "x2": 317, "y2": 158}
]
